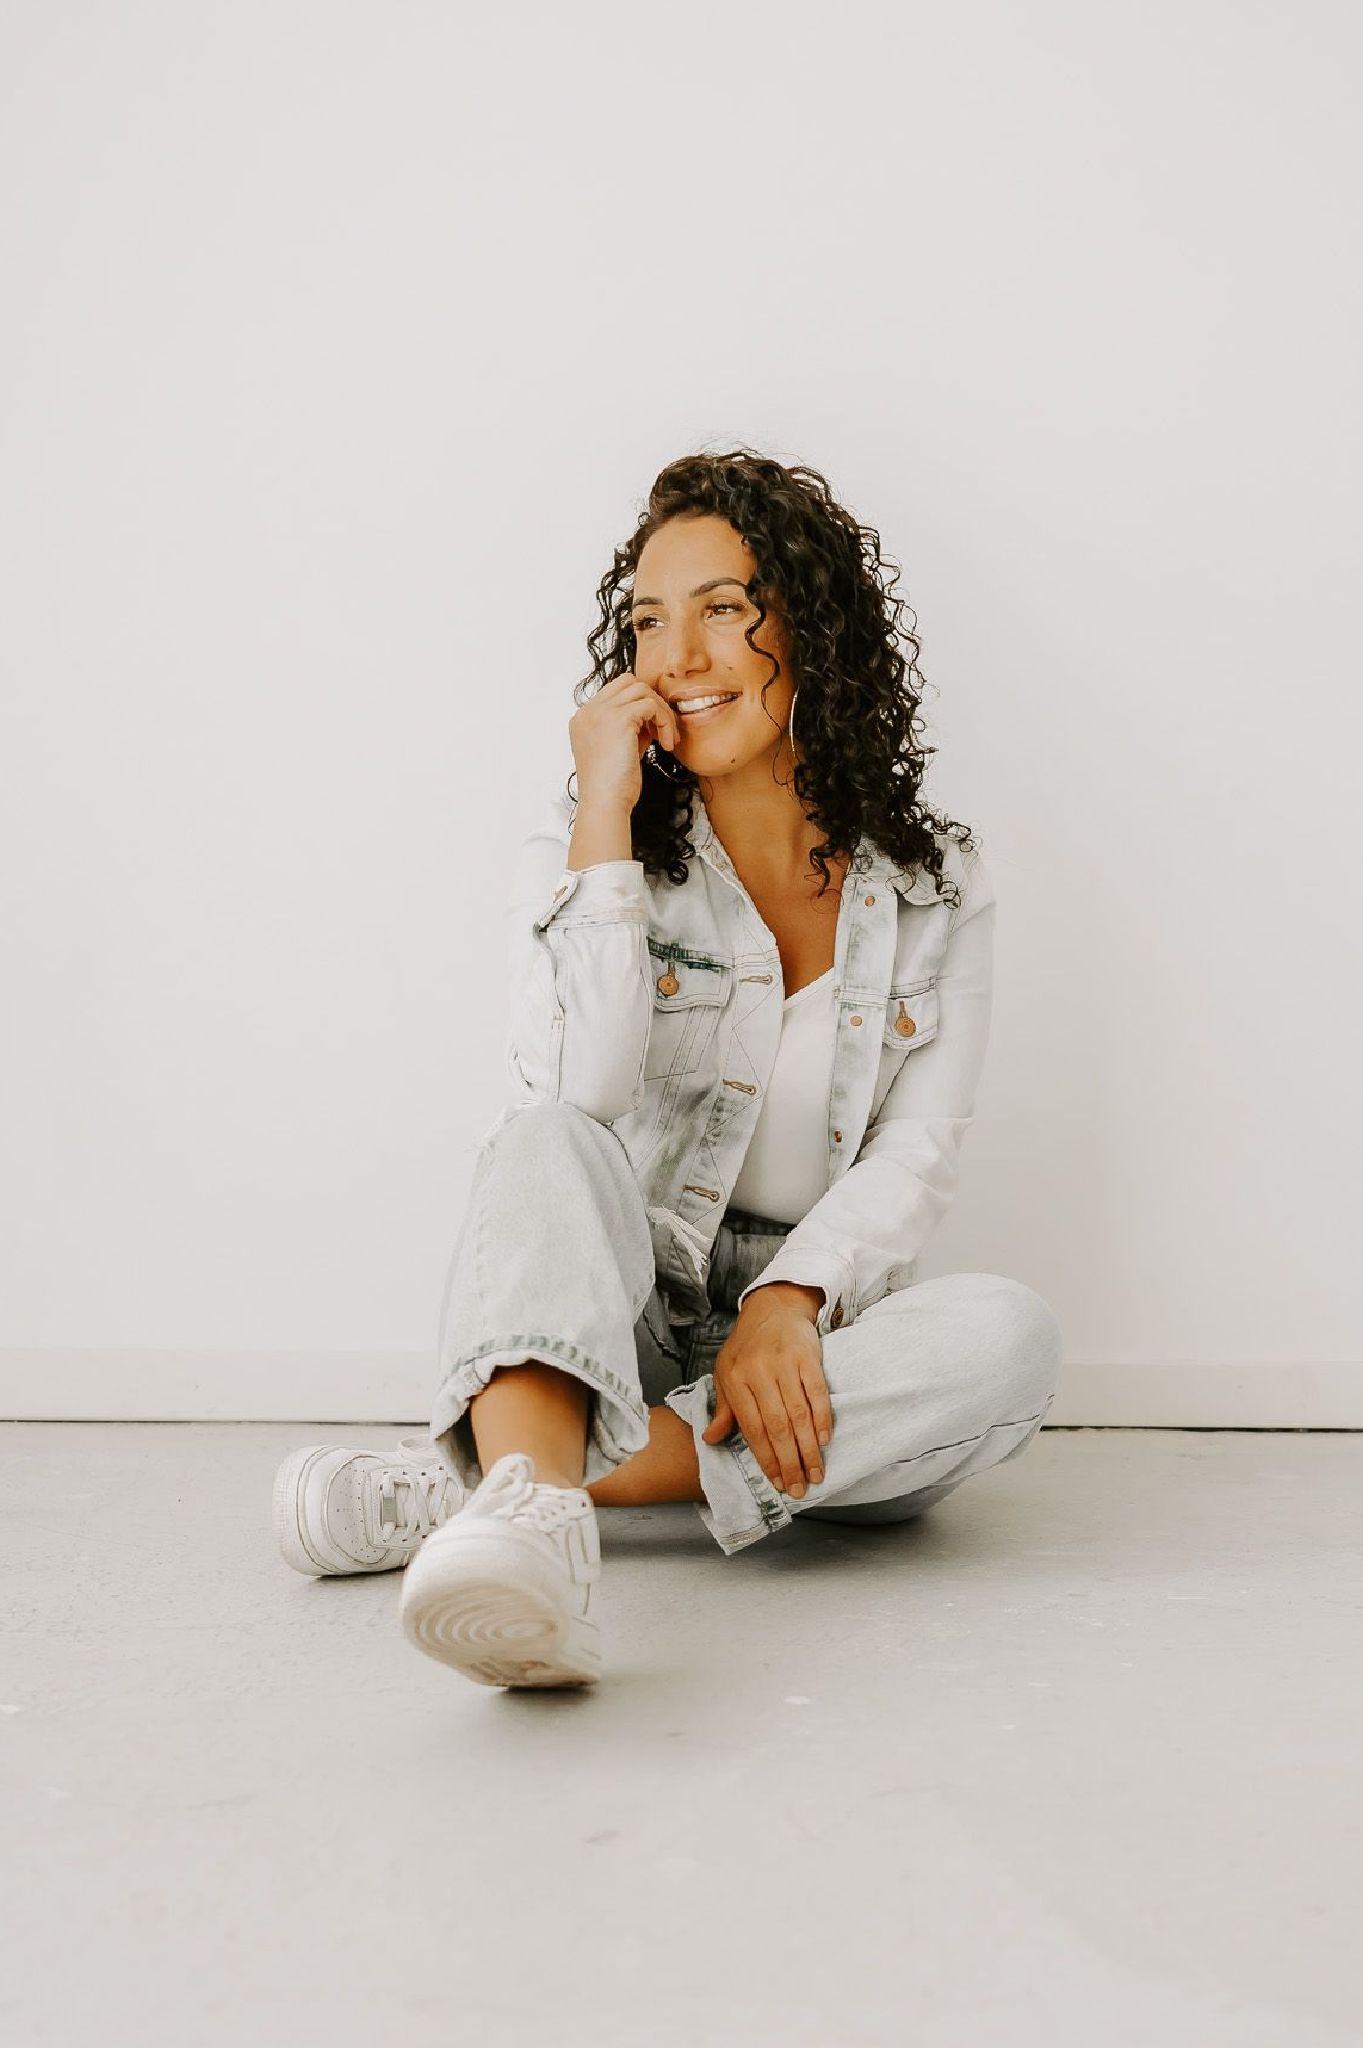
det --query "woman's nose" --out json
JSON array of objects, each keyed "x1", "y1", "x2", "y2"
[{"x1": 664, "y1": 625, "x2": 707, "y2": 674}]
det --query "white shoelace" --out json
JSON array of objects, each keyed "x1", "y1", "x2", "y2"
[
  {"x1": 472, "y1": 1456, "x2": 584, "y2": 1536},
  {"x1": 372, "y1": 1464, "x2": 450, "y2": 1544}
]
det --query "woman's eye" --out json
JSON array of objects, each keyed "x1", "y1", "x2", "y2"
[{"x1": 633, "y1": 602, "x2": 742, "y2": 633}]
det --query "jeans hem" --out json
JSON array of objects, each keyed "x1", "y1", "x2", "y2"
[
  {"x1": 661, "y1": 1373, "x2": 795, "y2": 1557},
  {"x1": 431, "y1": 1334, "x2": 652, "y2": 1491}
]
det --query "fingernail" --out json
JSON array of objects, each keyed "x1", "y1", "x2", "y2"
[{"x1": 791, "y1": 1481, "x2": 806, "y2": 1498}]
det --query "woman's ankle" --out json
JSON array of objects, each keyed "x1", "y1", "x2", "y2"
[
  {"x1": 467, "y1": 1361, "x2": 589, "y2": 1489},
  {"x1": 586, "y1": 1404, "x2": 704, "y2": 1506},
  {"x1": 530, "y1": 1462, "x2": 589, "y2": 1492}
]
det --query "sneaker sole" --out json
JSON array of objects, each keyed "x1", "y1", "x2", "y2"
[{"x1": 399, "y1": 1531, "x2": 601, "y2": 1689}]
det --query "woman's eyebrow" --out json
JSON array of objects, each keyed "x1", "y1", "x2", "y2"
[{"x1": 630, "y1": 576, "x2": 748, "y2": 609}]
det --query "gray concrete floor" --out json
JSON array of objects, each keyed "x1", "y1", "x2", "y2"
[{"x1": 1, "y1": 1423, "x2": 1359, "y2": 2048}]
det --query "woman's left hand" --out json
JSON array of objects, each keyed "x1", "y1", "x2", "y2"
[{"x1": 701, "y1": 1297, "x2": 833, "y2": 1497}]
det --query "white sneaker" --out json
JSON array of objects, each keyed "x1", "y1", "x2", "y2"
[
  {"x1": 398, "y1": 1451, "x2": 602, "y2": 1689},
  {"x1": 273, "y1": 1435, "x2": 466, "y2": 1577}
]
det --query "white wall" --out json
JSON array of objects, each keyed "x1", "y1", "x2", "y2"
[{"x1": 3, "y1": 1, "x2": 1359, "y2": 1423}]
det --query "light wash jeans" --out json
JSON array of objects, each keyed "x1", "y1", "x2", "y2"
[{"x1": 429, "y1": 1102, "x2": 1064, "y2": 1557}]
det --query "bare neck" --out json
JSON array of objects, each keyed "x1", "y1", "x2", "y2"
[{"x1": 698, "y1": 783, "x2": 845, "y2": 897}]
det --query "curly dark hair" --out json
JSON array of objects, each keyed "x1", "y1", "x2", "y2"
[{"x1": 567, "y1": 447, "x2": 979, "y2": 906}]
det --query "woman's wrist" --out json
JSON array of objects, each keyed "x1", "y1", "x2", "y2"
[
  {"x1": 567, "y1": 799, "x2": 636, "y2": 869},
  {"x1": 739, "y1": 1281, "x2": 826, "y2": 1324}
]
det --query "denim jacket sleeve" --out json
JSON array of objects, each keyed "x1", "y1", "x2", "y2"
[
  {"x1": 735, "y1": 843, "x2": 997, "y2": 1339},
  {"x1": 504, "y1": 796, "x2": 656, "y2": 1122}
]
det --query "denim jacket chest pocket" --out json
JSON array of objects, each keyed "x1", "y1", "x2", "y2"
[
  {"x1": 868, "y1": 977, "x2": 940, "y2": 1122},
  {"x1": 643, "y1": 946, "x2": 733, "y2": 1082}
]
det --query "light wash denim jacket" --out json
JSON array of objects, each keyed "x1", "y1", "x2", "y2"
[{"x1": 489, "y1": 782, "x2": 996, "y2": 1343}]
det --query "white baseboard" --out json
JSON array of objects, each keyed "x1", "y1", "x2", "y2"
[{"x1": 0, "y1": 1351, "x2": 1358, "y2": 1427}]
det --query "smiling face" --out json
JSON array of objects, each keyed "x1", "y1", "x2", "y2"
[{"x1": 629, "y1": 513, "x2": 797, "y2": 777}]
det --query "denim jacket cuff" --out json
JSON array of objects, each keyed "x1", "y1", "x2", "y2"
[
  {"x1": 734, "y1": 1247, "x2": 858, "y2": 1337},
  {"x1": 533, "y1": 860, "x2": 649, "y2": 933}
]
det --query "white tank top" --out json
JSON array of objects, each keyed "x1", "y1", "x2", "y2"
[{"x1": 728, "y1": 967, "x2": 838, "y2": 1226}]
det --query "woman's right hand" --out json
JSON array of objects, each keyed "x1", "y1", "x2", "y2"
[{"x1": 569, "y1": 671, "x2": 682, "y2": 815}]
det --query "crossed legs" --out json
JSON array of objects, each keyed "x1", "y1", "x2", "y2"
[
  {"x1": 468, "y1": 1361, "x2": 703, "y2": 1504},
  {"x1": 438, "y1": 1105, "x2": 1063, "y2": 1555}
]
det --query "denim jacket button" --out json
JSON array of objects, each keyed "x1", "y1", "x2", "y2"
[
  {"x1": 656, "y1": 971, "x2": 679, "y2": 996},
  {"x1": 830, "y1": 1300, "x2": 845, "y2": 1328}
]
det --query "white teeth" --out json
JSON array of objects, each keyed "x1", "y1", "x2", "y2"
[{"x1": 677, "y1": 694, "x2": 737, "y2": 713}]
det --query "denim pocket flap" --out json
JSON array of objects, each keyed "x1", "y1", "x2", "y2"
[
  {"x1": 882, "y1": 980, "x2": 939, "y2": 1048},
  {"x1": 648, "y1": 950, "x2": 732, "y2": 1010}
]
